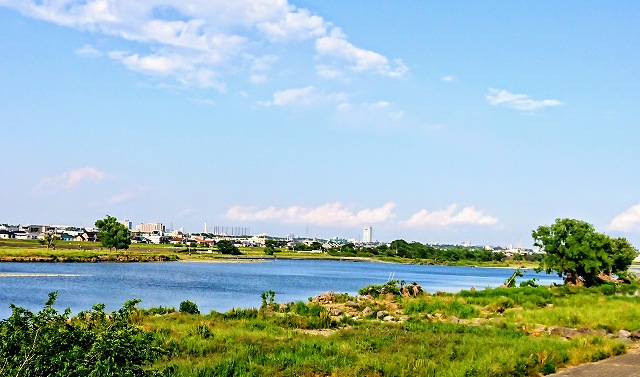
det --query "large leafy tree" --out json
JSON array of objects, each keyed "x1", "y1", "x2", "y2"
[
  {"x1": 216, "y1": 239, "x2": 241, "y2": 255},
  {"x1": 95, "y1": 215, "x2": 131, "y2": 251},
  {"x1": 532, "y1": 218, "x2": 638, "y2": 286}
]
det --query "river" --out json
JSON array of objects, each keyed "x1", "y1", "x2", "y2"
[{"x1": 0, "y1": 260, "x2": 560, "y2": 319}]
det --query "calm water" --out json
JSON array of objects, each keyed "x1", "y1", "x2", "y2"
[{"x1": 0, "y1": 260, "x2": 560, "y2": 319}]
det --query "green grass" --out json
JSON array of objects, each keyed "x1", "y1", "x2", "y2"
[{"x1": 131, "y1": 283, "x2": 640, "y2": 376}]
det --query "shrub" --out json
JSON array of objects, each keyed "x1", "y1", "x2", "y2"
[
  {"x1": 180, "y1": 300, "x2": 201, "y2": 315},
  {"x1": 0, "y1": 292, "x2": 166, "y2": 376},
  {"x1": 359, "y1": 280, "x2": 402, "y2": 297}
]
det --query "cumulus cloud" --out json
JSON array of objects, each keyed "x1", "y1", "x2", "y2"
[
  {"x1": 33, "y1": 167, "x2": 110, "y2": 194},
  {"x1": 403, "y1": 204, "x2": 498, "y2": 228},
  {"x1": 226, "y1": 202, "x2": 396, "y2": 227},
  {"x1": 486, "y1": 88, "x2": 562, "y2": 111},
  {"x1": 608, "y1": 204, "x2": 640, "y2": 232},
  {"x1": 259, "y1": 86, "x2": 348, "y2": 107},
  {"x1": 315, "y1": 28, "x2": 408, "y2": 78},
  {"x1": 2, "y1": 1, "x2": 405, "y2": 87}
]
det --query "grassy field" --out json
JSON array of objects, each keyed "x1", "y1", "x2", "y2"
[{"x1": 132, "y1": 282, "x2": 639, "y2": 376}]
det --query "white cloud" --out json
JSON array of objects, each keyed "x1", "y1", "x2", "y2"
[
  {"x1": 608, "y1": 204, "x2": 640, "y2": 232},
  {"x1": 226, "y1": 202, "x2": 396, "y2": 227},
  {"x1": 75, "y1": 44, "x2": 103, "y2": 57},
  {"x1": 486, "y1": 88, "x2": 562, "y2": 111},
  {"x1": 441, "y1": 75, "x2": 455, "y2": 82},
  {"x1": 2, "y1": 1, "x2": 404, "y2": 88},
  {"x1": 257, "y1": 7, "x2": 327, "y2": 41},
  {"x1": 315, "y1": 28, "x2": 408, "y2": 78},
  {"x1": 316, "y1": 64, "x2": 345, "y2": 80},
  {"x1": 33, "y1": 167, "x2": 110, "y2": 194},
  {"x1": 108, "y1": 50, "x2": 226, "y2": 90},
  {"x1": 259, "y1": 86, "x2": 347, "y2": 107},
  {"x1": 403, "y1": 204, "x2": 498, "y2": 228}
]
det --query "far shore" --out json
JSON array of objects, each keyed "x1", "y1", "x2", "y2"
[{"x1": 0, "y1": 239, "x2": 544, "y2": 269}]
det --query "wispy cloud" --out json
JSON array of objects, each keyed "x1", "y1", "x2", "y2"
[
  {"x1": 226, "y1": 202, "x2": 396, "y2": 227},
  {"x1": 608, "y1": 204, "x2": 640, "y2": 232},
  {"x1": 108, "y1": 191, "x2": 135, "y2": 205},
  {"x1": 2, "y1": 1, "x2": 406, "y2": 88},
  {"x1": 441, "y1": 75, "x2": 455, "y2": 82},
  {"x1": 486, "y1": 88, "x2": 562, "y2": 111},
  {"x1": 337, "y1": 100, "x2": 405, "y2": 125},
  {"x1": 75, "y1": 44, "x2": 102, "y2": 58},
  {"x1": 315, "y1": 28, "x2": 408, "y2": 78},
  {"x1": 402, "y1": 204, "x2": 498, "y2": 228},
  {"x1": 33, "y1": 167, "x2": 110, "y2": 194},
  {"x1": 258, "y1": 86, "x2": 348, "y2": 107}
]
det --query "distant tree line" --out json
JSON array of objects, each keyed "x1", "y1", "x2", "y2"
[{"x1": 323, "y1": 239, "x2": 514, "y2": 263}]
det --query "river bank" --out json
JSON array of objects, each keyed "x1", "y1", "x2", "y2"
[{"x1": 0, "y1": 239, "x2": 537, "y2": 268}]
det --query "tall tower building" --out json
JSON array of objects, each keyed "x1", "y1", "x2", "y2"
[{"x1": 363, "y1": 226, "x2": 373, "y2": 243}]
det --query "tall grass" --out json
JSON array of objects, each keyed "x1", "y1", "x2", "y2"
[{"x1": 138, "y1": 283, "x2": 640, "y2": 376}]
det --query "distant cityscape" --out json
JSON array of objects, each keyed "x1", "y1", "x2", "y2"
[{"x1": 1, "y1": 218, "x2": 536, "y2": 256}]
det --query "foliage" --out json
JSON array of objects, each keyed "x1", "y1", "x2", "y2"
[
  {"x1": 179, "y1": 300, "x2": 200, "y2": 315},
  {"x1": 95, "y1": 215, "x2": 132, "y2": 251},
  {"x1": 39, "y1": 231, "x2": 57, "y2": 249},
  {"x1": 533, "y1": 218, "x2": 638, "y2": 285},
  {"x1": 0, "y1": 292, "x2": 166, "y2": 376},
  {"x1": 264, "y1": 239, "x2": 286, "y2": 255},
  {"x1": 358, "y1": 280, "x2": 402, "y2": 297},
  {"x1": 261, "y1": 290, "x2": 276, "y2": 309},
  {"x1": 503, "y1": 268, "x2": 524, "y2": 287},
  {"x1": 216, "y1": 240, "x2": 241, "y2": 255}
]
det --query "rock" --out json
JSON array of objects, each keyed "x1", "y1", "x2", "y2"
[
  {"x1": 361, "y1": 307, "x2": 374, "y2": 316},
  {"x1": 345, "y1": 301, "x2": 359, "y2": 308},
  {"x1": 550, "y1": 327, "x2": 578, "y2": 338},
  {"x1": 383, "y1": 316, "x2": 395, "y2": 322},
  {"x1": 450, "y1": 316, "x2": 461, "y2": 324},
  {"x1": 313, "y1": 292, "x2": 335, "y2": 304},
  {"x1": 361, "y1": 294, "x2": 374, "y2": 301},
  {"x1": 630, "y1": 330, "x2": 640, "y2": 340},
  {"x1": 330, "y1": 308, "x2": 342, "y2": 316},
  {"x1": 618, "y1": 329, "x2": 632, "y2": 338},
  {"x1": 577, "y1": 327, "x2": 595, "y2": 335},
  {"x1": 376, "y1": 310, "x2": 389, "y2": 319},
  {"x1": 401, "y1": 282, "x2": 424, "y2": 298}
]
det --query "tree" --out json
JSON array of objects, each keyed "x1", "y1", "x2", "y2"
[
  {"x1": 264, "y1": 239, "x2": 280, "y2": 255},
  {"x1": 95, "y1": 215, "x2": 131, "y2": 251},
  {"x1": 532, "y1": 218, "x2": 638, "y2": 286},
  {"x1": 216, "y1": 239, "x2": 241, "y2": 255},
  {"x1": 39, "y1": 231, "x2": 56, "y2": 249}
]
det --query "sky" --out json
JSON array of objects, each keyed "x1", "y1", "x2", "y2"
[{"x1": 1, "y1": 1, "x2": 639, "y2": 247}]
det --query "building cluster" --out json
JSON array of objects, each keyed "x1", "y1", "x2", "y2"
[
  {"x1": 0, "y1": 224, "x2": 98, "y2": 242},
  {"x1": 0, "y1": 222, "x2": 536, "y2": 255}
]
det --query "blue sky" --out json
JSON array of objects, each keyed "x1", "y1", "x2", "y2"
[{"x1": 1, "y1": 1, "x2": 639, "y2": 247}]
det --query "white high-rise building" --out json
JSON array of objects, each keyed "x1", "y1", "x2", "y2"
[
  {"x1": 120, "y1": 219, "x2": 132, "y2": 230},
  {"x1": 363, "y1": 226, "x2": 373, "y2": 243}
]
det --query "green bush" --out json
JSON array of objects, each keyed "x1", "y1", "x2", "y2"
[
  {"x1": 179, "y1": 300, "x2": 200, "y2": 315},
  {"x1": 358, "y1": 280, "x2": 402, "y2": 297},
  {"x1": 0, "y1": 292, "x2": 166, "y2": 376}
]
